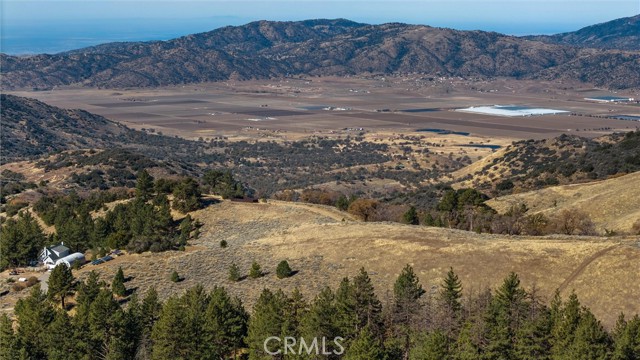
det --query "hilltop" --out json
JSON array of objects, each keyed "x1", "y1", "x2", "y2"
[
  {"x1": 2, "y1": 19, "x2": 640, "y2": 89},
  {"x1": 526, "y1": 14, "x2": 640, "y2": 51}
]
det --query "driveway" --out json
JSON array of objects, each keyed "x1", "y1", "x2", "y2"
[{"x1": 39, "y1": 270, "x2": 50, "y2": 293}]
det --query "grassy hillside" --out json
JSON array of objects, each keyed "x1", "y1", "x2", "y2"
[
  {"x1": 3, "y1": 199, "x2": 628, "y2": 329},
  {"x1": 487, "y1": 171, "x2": 640, "y2": 233}
]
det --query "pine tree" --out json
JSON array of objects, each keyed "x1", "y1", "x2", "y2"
[
  {"x1": 76, "y1": 270, "x2": 103, "y2": 308},
  {"x1": 249, "y1": 260, "x2": 263, "y2": 279},
  {"x1": 484, "y1": 272, "x2": 529, "y2": 360},
  {"x1": 0, "y1": 314, "x2": 18, "y2": 360},
  {"x1": 276, "y1": 260, "x2": 293, "y2": 279},
  {"x1": 44, "y1": 310, "x2": 75, "y2": 360},
  {"x1": 567, "y1": 310, "x2": 612, "y2": 359},
  {"x1": 454, "y1": 321, "x2": 481, "y2": 360},
  {"x1": 410, "y1": 331, "x2": 450, "y2": 360},
  {"x1": 440, "y1": 267, "x2": 463, "y2": 314},
  {"x1": 353, "y1": 268, "x2": 383, "y2": 336},
  {"x1": 246, "y1": 289, "x2": 287, "y2": 359},
  {"x1": 612, "y1": 314, "x2": 640, "y2": 360},
  {"x1": 172, "y1": 177, "x2": 202, "y2": 213},
  {"x1": 301, "y1": 287, "x2": 341, "y2": 356},
  {"x1": 392, "y1": 264, "x2": 425, "y2": 358},
  {"x1": 550, "y1": 291, "x2": 582, "y2": 359},
  {"x1": 336, "y1": 277, "x2": 359, "y2": 341},
  {"x1": 181, "y1": 285, "x2": 210, "y2": 358},
  {"x1": 140, "y1": 287, "x2": 162, "y2": 336},
  {"x1": 151, "y1": 297, "x2": 190, "y2": 360},
  {"x1": 394, "y1": 264, "x2": 425, "y2": 305},
  {"x1": 87, "y1": 289, "x2": 121, "y2": 357},
  {"x1": 112, "y1": 266, "x2": 127, "y2": 297},
  {"x1": 0, "y1": 211, "x2": 46, "y2": 269},
  {"x1": 344, "y1": 325, "x2": 384, "y2": 360},
  {"x1": 282, "y1": 288, "x2": 308, "y2": 342},
  {"x1": 136, "y1": 169, "x2": 155, "y2": 201},
  {"x1": 72, "y1": 271, "x2": 104, "y2": 358},
  {"x1": 403, "y1": 206, "x2": 419, "y2": 225},
  {"x1": 48, "y1": 264, "x2": 74, "y2": 309},
  {"x1": 514, "y1": 310, "x2": 552, "y2": 360},
  {"x1": 229, "y1": 263, "x2": 242, "y2": 282},
  {"x1": 203, "y1": 286, "x2": 249, "y2": 359},
  {"x1": 14, "y1": 285, "x2": 55, "y2": 359}
]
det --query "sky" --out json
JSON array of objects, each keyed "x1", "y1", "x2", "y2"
[{"x1": 2, "y1": 0, "x2": 639, "y2": 54}]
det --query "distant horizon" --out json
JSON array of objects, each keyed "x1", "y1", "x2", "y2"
[{"x1": 2, "y1": 0, "x2": 639, "y2": 55}]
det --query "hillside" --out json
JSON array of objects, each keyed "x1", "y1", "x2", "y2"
[
  {"x1": 526, "y1": 14, "x2": 640, "y2": 50},
  {"x1": 453, "y1": 131, "x2": 640, "y2": 194},
  {"x1": 487, "y1": 171, "x2": 640, "y2": 233},
  {"x1": 2, "y1": 19, "x2": 640, "y2": 89},
  {"x1": 0, "y1": 94, "x2": 206, "y2": 164},
  {"x1": 1, "y1": 199, "x2": 633, "y2": 329}
]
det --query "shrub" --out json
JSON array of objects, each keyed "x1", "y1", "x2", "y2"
[
  {"x1": 276, "y1": 260, "x2": 293, "y2": 279},
  {"x1": 26, "y1": 276, "x2": 39, "y2": 287},
  {"x1": 170, "y1": 271, "x2": 180, "y2": 283},
  {"x1": 228, "y1": 263, "x2": 241, "y2": 282},
  {"x1": 220, "y1": 240, "x2": 228, "y2": 248},
  {"x1": 347, "y1": 199, "x2": 379, "y2": 222},
  {"x1": 249, "y1": 261, "x2": 263, "y2": 279},
  {"x1": 632, "y1": 219, "x2": 640, "y2": 235}
]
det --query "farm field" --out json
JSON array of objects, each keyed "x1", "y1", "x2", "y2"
[{"x1": 8, "y1": 76, "x2": 640, "y2": 142}]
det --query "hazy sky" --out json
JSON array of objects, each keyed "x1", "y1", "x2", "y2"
[{"x1": 2, "y1": 0, "x2": 639, "y2": 54}]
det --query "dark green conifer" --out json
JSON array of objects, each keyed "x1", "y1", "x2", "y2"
[
  {"x1": 48, "y1": 264, "x2": 74, "y2": 308},
  {"x1": 112, "y1": 266, "x2": 127, "y2": 297}
]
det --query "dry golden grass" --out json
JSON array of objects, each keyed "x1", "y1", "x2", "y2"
[
  {"x1": 3, "y1": 199, "x2": 637, "y2": 328},
  {"x1": 487, "y1": 171, "x2": 640, "y2": 233}
]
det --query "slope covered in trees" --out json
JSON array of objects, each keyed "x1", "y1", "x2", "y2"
[
  {"x1": 455, "y1": 130, "x2": 640, "y2": 195},
  {"x1": 2, "y1": 267, "x2": 638, "y2": 359}
]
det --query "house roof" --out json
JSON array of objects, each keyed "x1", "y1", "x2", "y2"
[{"x1": 51, "y1": 245, "x2": 70, "y2": 253}]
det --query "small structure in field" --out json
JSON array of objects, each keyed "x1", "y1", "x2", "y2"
[
  {"x1": 456, "y1": 105, "x2": 569, "y2": 117},
  {"x1": 584, "y1": 96, "x2": 634, "y2": 103}
]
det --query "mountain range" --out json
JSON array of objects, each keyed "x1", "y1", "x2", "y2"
[
  {"x1": 526, "y1": 14, "x2": 640, "y2": 51},
  {"x1": 1, "y1": 16, "x2": 639, "y2": 90}
]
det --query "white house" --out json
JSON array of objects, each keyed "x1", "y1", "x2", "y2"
[{"x1": 39, "y1": 243, "x2": 70, "y2": 267}]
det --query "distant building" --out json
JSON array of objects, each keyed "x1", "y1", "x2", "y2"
[{"x1": 584, "y1": 96, "x2": 635, "y2": 103}]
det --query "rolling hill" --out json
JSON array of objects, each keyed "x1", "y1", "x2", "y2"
[
  {"x1": 2, "y1": 18, "x2": 640, "y2": 89},
  {"x1": 486, "y1": 171, "x2": 640, "y2": 233},
  {"x1": 0, "y1": 94, "x2": 201, "y2": 163},
  {"x1": 453, "y1": 131, "x2": 640, "y2": 194},
  {"x1": 50, "y1": 199, "x2": 640, "y2": 329},
  {"x1": 526, "y1": 14, "x2": 640, "y2": 51}
]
